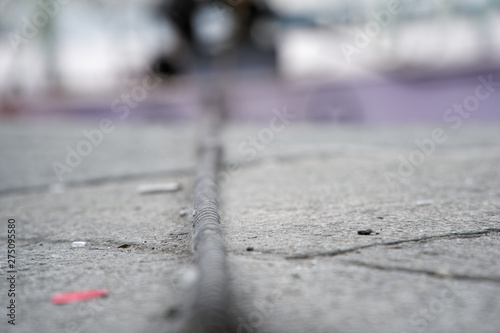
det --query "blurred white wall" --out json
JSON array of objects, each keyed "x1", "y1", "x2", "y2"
[
  {"x1": 1, "y1": 0, "x2": 499, "y2": 95},
  {"x1": 0, "y1": 0, "x2": 176, "y2": 96}
]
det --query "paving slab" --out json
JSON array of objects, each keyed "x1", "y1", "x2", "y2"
[
  {"x1": 1, "y1": 174, "x2": 196, "y2": 333},
  {"x1": 0, "y1": 119, "x2": 196, "y2": 194},
  {"x1": 221, "y1": 123, "x2": 500, "y2": 333},
  {"x1": 0, "y1": 119, "x2": 197, "y2": 333}
]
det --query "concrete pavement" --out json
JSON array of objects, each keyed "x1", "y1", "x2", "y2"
[{"x1": 1, "y1": 119, "x2": 499, "y2": 332}]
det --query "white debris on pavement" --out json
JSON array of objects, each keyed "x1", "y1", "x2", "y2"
[
  {"x1": 71, "y1": 241, "x2": 86, "y2": 248},
  {"x1": 416, "y1": 199, "x2": 434, "y2": 206},
  {"x1": 179, "y1": 207, "x2": 189, "y2": 217},
  {"x1": 136, "y1": 182, "x2": 181, "y2": 195}
]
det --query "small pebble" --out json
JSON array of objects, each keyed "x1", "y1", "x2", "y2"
[
  {"x1": 377, "y1": 216, "x2": 384, "y2": 219},
  {"x1": 165, "y1": 306, "x2": 180, "y2": 319},
  {"x1": 246, "y1": 246, "x2": 254, "y2": 251},
  {"x1": 72, "y1": 241, "x2": 86, "y2": 248},
  {"x1": 137, "y1": 182, "x2": 181, "y2": 195},
  {"x1": 357, "y1": 229, "x2": 373, "y2": 235},
  {"x1": 416, "y1": 199, "x2": 434, "y2": 206}
]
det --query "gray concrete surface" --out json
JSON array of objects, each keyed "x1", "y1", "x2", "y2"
[
  {"x1": 0, "y1": 120, "x2": 196, "y2": 194},
  {"x1": 1, "y1": 119, "x2": 499, "y2": 333}
]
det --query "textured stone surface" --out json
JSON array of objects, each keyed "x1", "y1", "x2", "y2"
[
  {"x1": 1, "y1": 175, "x2": 194, "y2": 333},
  {"x1": 221, "y1": 123, "x2": 500, "y2": 333}
]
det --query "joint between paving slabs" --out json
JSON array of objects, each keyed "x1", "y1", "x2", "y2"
[{"x1": 0, "y1": 167, "x2": 194, "y2": 198}]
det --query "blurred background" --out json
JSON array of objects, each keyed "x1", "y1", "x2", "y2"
[{"x1": 1, "y1": 0, "x2": 500, "y2": 122}]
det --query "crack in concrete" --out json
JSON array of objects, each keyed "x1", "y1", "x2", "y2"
[
  {"x1": 237, "y1": 228, "x2": 500, "y2": 283},
  {"x1": 343, "y1": 260, "x2": 500, "y2": 283},
  {"x1": 244, "y1": 228, "x2": 500, "y2": 260}
]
